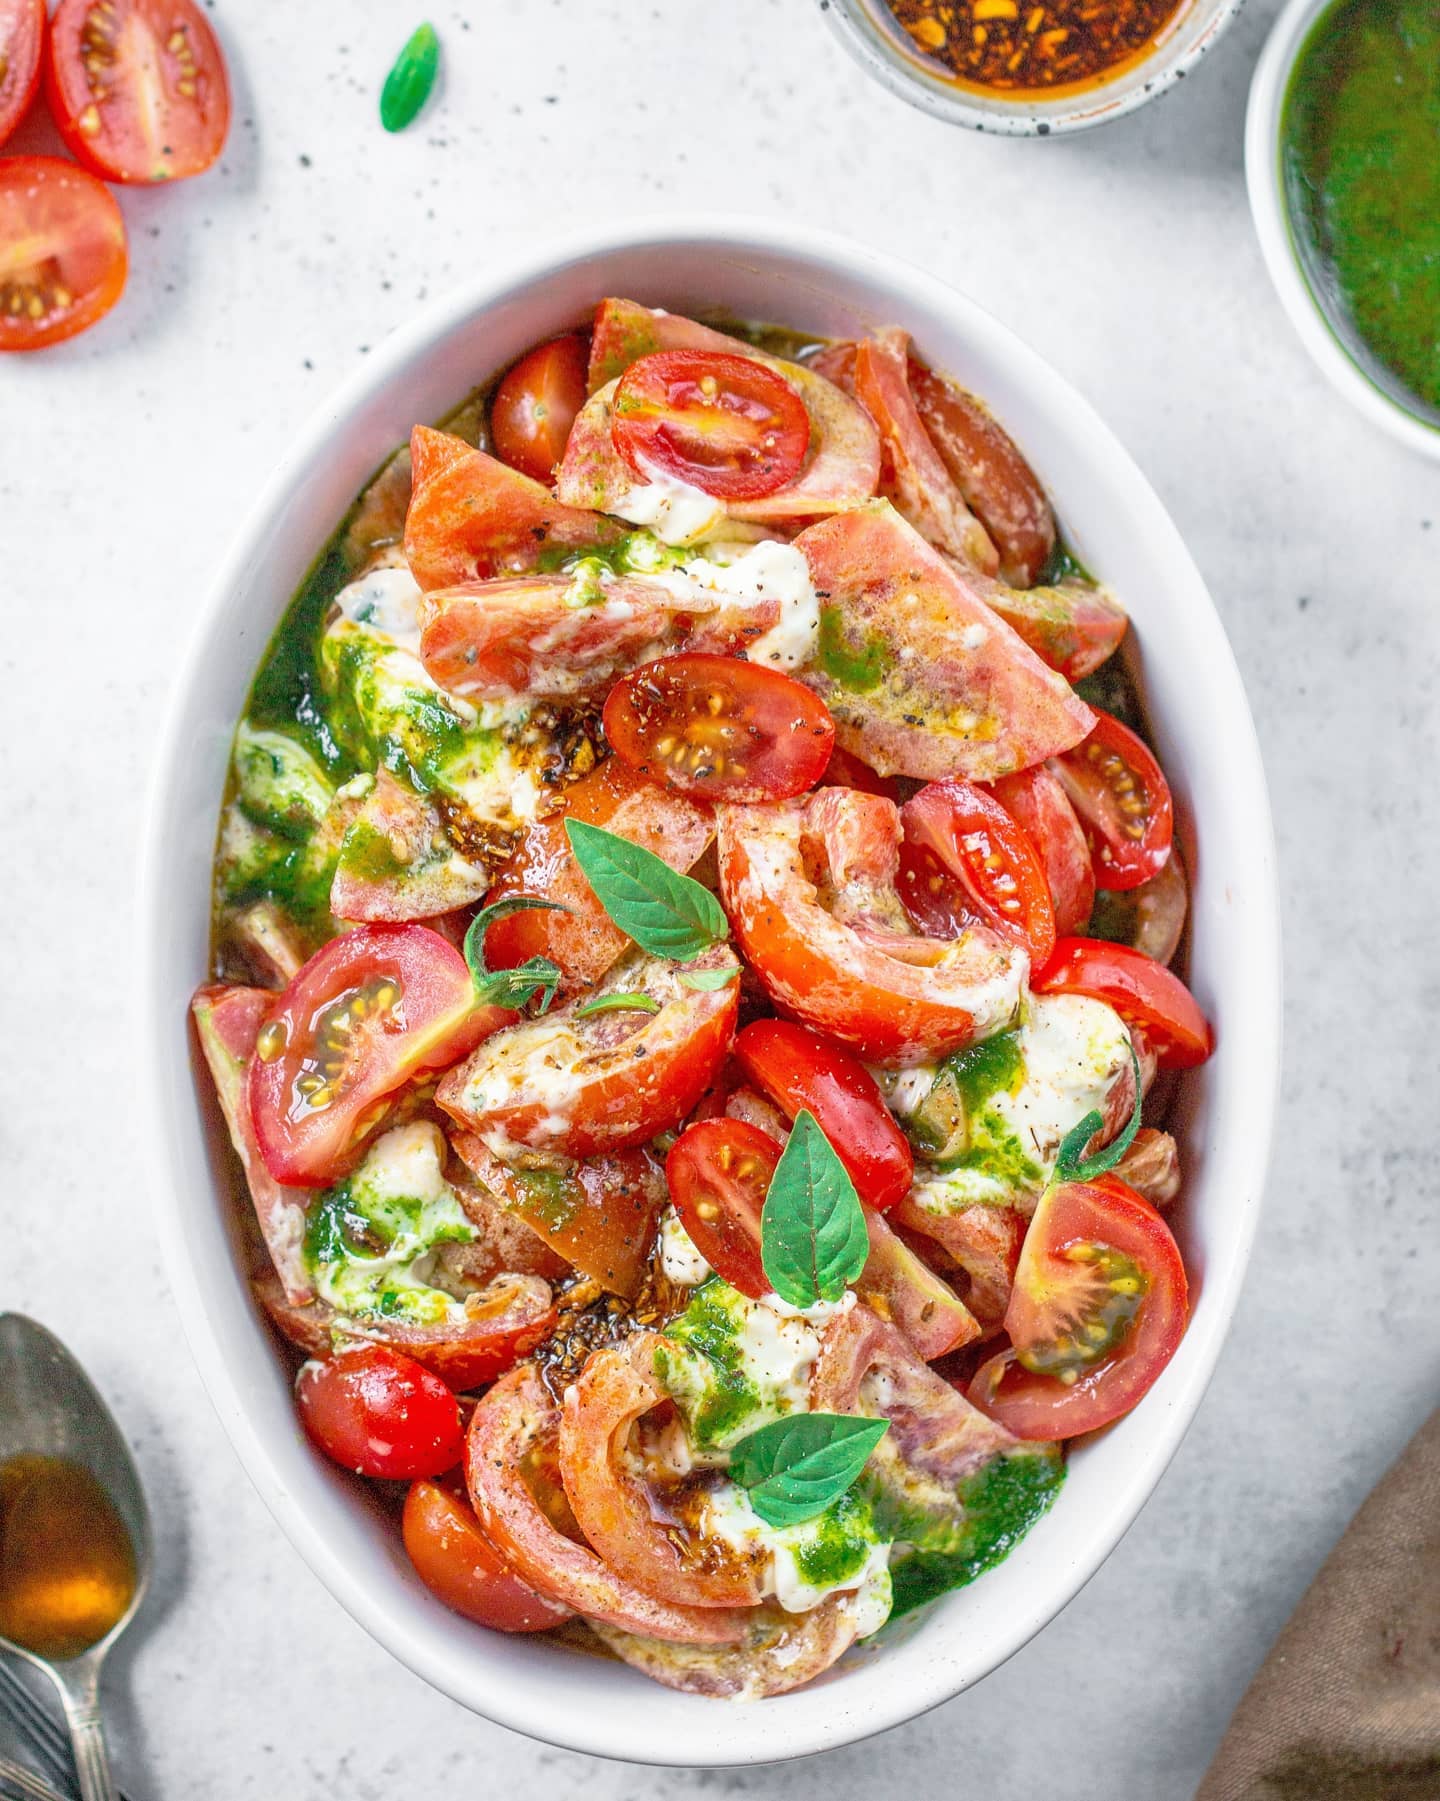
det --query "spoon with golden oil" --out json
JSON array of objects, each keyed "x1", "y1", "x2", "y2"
[{"x1": 0, "y1": 1316, "x2": 151, "y2": 1801}]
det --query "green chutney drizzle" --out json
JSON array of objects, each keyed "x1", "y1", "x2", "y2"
[{"x1": 1281, "y1": 0, "x2": 1440, "y2": 421}]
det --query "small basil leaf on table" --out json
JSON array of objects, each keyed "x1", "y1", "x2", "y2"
[
  {"x1": 760, "y1": 1110, "x2": 870, "y2": 1308},
  {"x1": 381, "y1": 23, "x2": 441, "y2": 133},
  {"x1": 1052, "y1": 1042, "x2": 1143, "y2": 1185},
  {"x1": 564, "y1": 820, "x2": 728, "y2": 961},
  {"x1": 573, "y1": 992, "x2": 662, "y2": 1019},
  {"x1": 463, "y1": 895, "x2": 567, "y2": 1015},
  {"x1": 730, "y1": 1413, "x2": 889, "y2": 1529}
]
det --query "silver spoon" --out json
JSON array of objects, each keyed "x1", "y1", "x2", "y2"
[{"x1": 0, "y1": 1317, "x2": 151, "y2": 1801}]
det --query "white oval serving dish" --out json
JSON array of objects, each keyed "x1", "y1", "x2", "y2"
[{"x1": 140, "y1": 216, "x2": 1281, "y2": 1766}]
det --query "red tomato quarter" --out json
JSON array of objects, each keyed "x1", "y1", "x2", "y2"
[
  {"x1": 611, "y1": 349, "x2": 811, "y2": 500},
  {"x1": 490, "y1": 333, "x2": 589, "y2": 485},
  {"x1": 296, "y1": 1347, "x2": 464, "y2": 1479},
  {"x1": 46, "y1": 0, "x2": 231, "y2": 183},
  {"x1": 403, "y1": 1475, "x2": 570, "y2": 1632},
  {"x1": 900, "y1": 780, "x2": 1057, "y2": 966},
  {"x1": 665, "y1": 1117, "x2": 781, "y2": 1299},
  {"x1": 1052, "y1": 711, "x2": 1173, "y2": 891},
  {"x1": 1034, "y1": 937, "x2": 1212, "y2": 1069},
  {"x1": 0, "y1": 157, "x2": 127, "y2": 352},
  {"x1": 248, "y1": 924, "x2": 506, "y2": 1187},
  {"x1": 733, "y1": 1019, "x2": 913, "y2": 1212},
  {"x1": 968, "y1": 1177, "x2": 1188, "y2": 1440},
  {"x1": 0, "y1": 0, "x2": 43, "y2": 146},
  {"x1": 604, "y1": 654, "x2": 835, "y2": 804}
]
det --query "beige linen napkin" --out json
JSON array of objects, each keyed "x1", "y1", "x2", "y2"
[{"x1": 1196, "y1": 1407, "x2": 1440, "y2": 1801}]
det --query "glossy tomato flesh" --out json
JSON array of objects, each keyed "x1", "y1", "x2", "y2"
[
  {"x1": 1034, "y1": 936, "x2": 1212, "y2": 1069},
  {"x1": 733, "y1": 1019, "x2": 913, "y2": 1212},
  {"x1": 248, "y1": 923, "x2": 506, "y2": 1187},
  {"x1": 1052, "y1": 711, "x2": 1173, "y2": 891},
  {"x1": 490, "y1": 333, "x2": 588, "y2": 485},
  {"x1": 611, "y1": 349, "x2": 810, "y2": 501},
  {"x1": 0, "y1": 157, "x2": 127, "y2": 352},
  {"x1": 989, "y1": 764, "x2": 1095, "y2": 939},
  {"x1": 603, "y1": 654, "x2": 834, "y2": 803},
  {"x1": 968, "y1": 1177, "x2": 1187, "y2": 1440},
  {"x1": 900, "y1": 779, "x2": 1056, "y2": 965},
  {"x1": 665, "y1": 1118, "x2": 781, "y2": 1299},
  {"x1": 0, "y1": 0, "x2": 43, "y2": 147},
  {"x1": 46, "y1": 0, "x2": 231, "y2": 183},
  {"x1": 403, "y1": 1474, "x2": 569, "y2": 1631},
  {"x1": 296, "y1": 1347, "x2": 464, "y2": 1479}
]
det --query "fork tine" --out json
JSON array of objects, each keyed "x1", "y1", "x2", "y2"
[{"x1": 0, "y1": 1668, "x2": 67, "y2": 1778}]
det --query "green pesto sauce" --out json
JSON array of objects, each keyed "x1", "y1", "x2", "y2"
[
  {"x1": 505, "y1": 1166, "x2": 580, "y2": 1234},
  {"x1": 886, "y1": 1446, "x2": 1065, "y2": 1619},
  {"x1": 654, "y1": 1279, "x2": 804, "y2": 1451},
  {"x1": 906, "y1": 1030, "x2": 1034, "y2": 1187},
  {"x1": 1281, "y1": 0, "x2": 1440, "y2": 421},
  {"x1": 790, "y1": 1488, "x2": 880, "y2": 1590},
  {"x1": 817, "y1": 605, "x2": 892, "y2": 693},
  {"x1": 1038, "y1": 537, "x2": 1093, "y2": 588}
]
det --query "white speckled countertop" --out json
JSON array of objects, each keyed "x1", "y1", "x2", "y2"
[{"x1": 4, "y1": 1, "x2": 1438, "y2": 1794}]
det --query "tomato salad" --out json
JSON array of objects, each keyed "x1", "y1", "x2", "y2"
[{"x1": 197, "y1": 297, "x2": 1211, "y2": 1700}]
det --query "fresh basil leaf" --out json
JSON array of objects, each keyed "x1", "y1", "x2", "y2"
[
  {"x1": 1052, "y1": 1042, "x2": 1143, "y2": 1184},
  {"x1": 730, "y1": 1413, "x2": 889, "y2": 1529},
  {"x1": 677, "y1": 966, "x2": 740, "y2": 992},
  {"x1": 760, "y1": 1110, "x2": 869, "y2": 1308},
  {"x1": 573, "y1": 992, "x2": 661, "y2": 1019},
  {"x1": 380, "y1": 23, "x2": 440, "y2": 132},
  {"x1": 564, "y1": 820, "x2": 728, "y2": 961},
  {"x1": 464, "y1": 897, "x2": 567, "y2": 1016}
]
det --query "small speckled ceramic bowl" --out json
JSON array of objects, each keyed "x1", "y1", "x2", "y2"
[
  {"x1": 820, "y1": 0, "x2": 1246, "y2": 134},
  {"x1": 1245, "y1": 0, "x2": 1440, "y2": 462}
]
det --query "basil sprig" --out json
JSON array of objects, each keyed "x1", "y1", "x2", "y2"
[
  {"x1": 759, "y1": 1110, "x2": 869, "y2": 1308},
  {"x1": 573, "y1": 992, "x2": 661, "y2": 1020},
  {"x1": 1052, "y1": 1042, "x2": 1144, "y2": 1185},
  {"x1": 381, "y1": 23, "x2": 440, "y2": 133},
  {"x1": 463, "y1": 897, "x2": 566, "y2": 1015},
  {"x1": 730, "y1": 1413, "x2": 888, "y2": 1529},
  {"x1": 565, "y1": 820, "x2": 728, "y2": 961}
]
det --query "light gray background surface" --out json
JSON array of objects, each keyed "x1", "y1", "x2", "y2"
[{"x1": 4, "y1": 1, "x2": 1437, "y2": 1795}]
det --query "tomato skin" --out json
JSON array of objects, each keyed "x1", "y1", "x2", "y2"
[
  {"x1": 247, "y1": 924, "x2": 508, "y2": 1188},
  {"x1": 0, "y1": 0, "x2": 42, "y2": 146},
  {"x1": 0, "y1": 157, "x2": 128, "y2": 352},
  {"x1": 733, "y1": 1020, "x2": 913, "y2": 1212},
  {"x1": 900, "y1": 780, "x2": 1057, "y2": 966},
  {"x1": 1052, "y1": 711, "x2": 1173, "y2": 891},
  {"x1": 46, "y1": 0, "x2": 230, "y2": 184},
  {"x1": 968, "y1": 1177, "x2": 1188, "y2": 1441},
  {"x1": 989, "y1": 765, "x2": 1095, "y2": 939},
  {"x1": 604, "y1": 655, "x2": 835, "y2": 804},
  {"x1": 296, "y1": 1348, "x2": 463, "y2": 1479},
  {"x1": 665, "y1": 1117, "x2": 779, "y2": 1299},
  {"x1": 819, "y1": 742, "x2": 897, "y2": 801},
  {"x1": 1034, "y1": 937, "x2": 1212, "y2": 1069},
  {"x1": 403, "y1": 1475, "x2": 570, "y2": 1633},
  {"x1": 611, "y1": 349, "x2": 811, "y2": 501},
  {"x1": 490, "y1": 334, "x2": 588, "y2": 485}
]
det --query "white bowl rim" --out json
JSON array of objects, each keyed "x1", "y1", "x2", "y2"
[
  {"x1": 1245, "y1": 0, "x2": 1440, "y2": 462},
  {"x1": 820, "y1": 0, "x2": 1248, "y2": 137},
  {"x1": 138, "y1": 213, "x2": 1282, "y2": 1766}
]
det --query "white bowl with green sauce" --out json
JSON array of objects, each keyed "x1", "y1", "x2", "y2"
[
  {"x1": 1246, "y1": 0, "x2": 1440, "y2": 459},
  {"x1": 140, "y1": 218, "x2": 1281, "y2": 1764}
]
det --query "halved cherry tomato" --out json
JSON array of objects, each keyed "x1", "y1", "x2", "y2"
[
  {"x1": 47, "y1": 0, "x2": 230, "y2": 184},
  {"x1": 665, "y1": 1117, "x2": 780, "y2": 1299},
  {"x1": 0, "y1": 0, "x2": 43, "y2": 147},
  {"x1": 490, "y1": 333, "x2": 588, "y2": 485},
  {"x1": 1034, "y1": 937, "x2": 1212, "y2": 1069},
  {"x1": 483, "y1": 758, "x2": 714, "y2": 998},
  {"x1": 247, "y1": 924, "x2": 507, "y2": 1187},
  {"x1": 403, "y1": 1474, "x2": 570, "y2": 1632},
  {"x1": 1052, "y1": 711, "x2": 1173, "y2": 891},
  {"x1": 611, "y1": 349, "x2": 811, "y2": 501},
  {"x1": 0, "y1": 157, "x2": 127, "y2": 353},
  {"x1": 989, "y1": 765, "x2": 1095, "y2": 939},
  {"x1": 437, "y1": 949, "x2": 740, "y2": 1160},
  {"x1": 733, "y1": 1019, "x2": 913, "y2": 1212},
  {"x1": 900, "y1": 780, "x2": 1056, "y2": 966},
  {"x1": 968, "y1": 1177, "x2": 1188, "y2": 1440},
  {"x1": 604, "y1": 654, "x2": 835, "y2": 804},
  {"x1": 296, "y1": 1346, "x2": 463, "y2": 1478}
]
